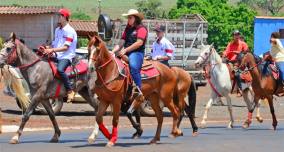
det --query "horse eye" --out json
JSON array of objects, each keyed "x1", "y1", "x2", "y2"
[
  {"x1": 6, "y1": 48, "x2": 12, "y2": 52},
  {"x1": 204, "y1": 52, "x2": 208, "y2": 56}
]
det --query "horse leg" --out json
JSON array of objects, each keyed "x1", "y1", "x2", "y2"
[
  {"x1": 77, "y1": 87, "x2": 99, "y2": 144},
  {"x1": 255, "y1": 100, "x2": 263, "y2": 123},
  {"x1": 267, "y1": 96, "x2": 277, "y2": 130},
  {"x1": 41, "y1": 100, "x2": 61, "y2": 143},
  {"x1": 0, "y1": 108, "x2": 2, "y2": 134},
  {"x1": 106, "y1": 101, "x2": 121, "y2": 147},
  {"x1": 127, "y1": 110, "x2": 143, "y2": 139},
  {"x1": 242, "y1": 89, "x2": 254, "y2": 128},
  {"x1": 148, "y1": 93, "x2": 163, "y2": 144},
  {"x1": 96, "y1": 100, "x2": 111, "y2": 141},
  {"x1": 10, "y1": 99, "x2": 40, "y2": 144},
  {"x1": 200, "y1": 98, "x2": 213, "y2": 129},
  {"x1": 162, "y1": 97, "x2": 182, "y2": 138},
  {"x1": 225, "y1": 95, "x2": 234, "y2": 128},
  {"x1": 242, "y1": 96, "x2": 259, "y2": 129}
]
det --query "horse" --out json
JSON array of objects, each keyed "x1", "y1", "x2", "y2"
[
  {"x1": 238, "y1": 52, "x2": 283, "y2": 130},
  {"x1": 195, "y1": 45, "x2": 263, "y2": 129},
  {"x1": 87, "y1": 35, "x2": 182, "y2": 146},
  {"x1": 0, "y1": 64, "x2": 32, "y2": 134},
  {"x1": 0, "y1": 33, "x2": 98, "y2": 144},
  {"x1": 87, "y1": 66, "x2": 199, "y2": 144},
  {"x1": 194, "y1": 45, "x2": 234, "y2": 128}
]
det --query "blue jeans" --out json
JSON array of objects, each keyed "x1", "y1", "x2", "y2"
[
  {"x1": 276, "y1": 62, "x2": 284, "y2": 81},
  {"x1": 56, "y1": 59, "x2": 72, "y2": 91},
  {"x1": 128, "y1": 52, "x2": 144, "y2": 89}
]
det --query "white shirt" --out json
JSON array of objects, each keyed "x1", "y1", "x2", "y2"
[
  {"x1": 151, "y1": 37, "x2": 175, "y2": 59},
  {"x1": 52, "y1": 23, "x2": 77, "y2": 61}
]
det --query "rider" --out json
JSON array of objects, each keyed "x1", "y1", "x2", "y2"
[
  {"x1": 112, "y1": 9, "x2": 148, "y2": 96},
  {"x1": 44, "y1": 8, "x2": 77, "y2": 102},
  {"x1": 149, "y1": 25, "x2": 174, "y2": 67},
  {"x1": 223, "y1": 30, "x2": 249, "y2": 93},
  {"x1": 264, "y1": 32, "x2": 284, "y2": 84}
]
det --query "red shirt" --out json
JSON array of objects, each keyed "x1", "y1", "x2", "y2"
[{"x1": 223, "y1": 40, "x2": 248, "y2": 61}]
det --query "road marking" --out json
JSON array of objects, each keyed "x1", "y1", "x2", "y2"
[{"x1": 1, "y1": 118, "x2": 282, "y2": 133}]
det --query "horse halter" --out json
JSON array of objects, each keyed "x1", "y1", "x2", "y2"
[{"x1": 5, "y1": 40, "x2": 19, "y2": 65}]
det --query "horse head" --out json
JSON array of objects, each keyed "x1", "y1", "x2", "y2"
[
  {"x1": 195, "y1": 44, "x2": 214, "y2": 68},
  {"x1": 239, "y1": 52, "x2": 256, "y2": 71},
  {"x1": 0, "y1": 32, "x2": 21, "y2": 68}
]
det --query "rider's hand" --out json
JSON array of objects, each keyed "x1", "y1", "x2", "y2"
[
  {"x1": 44, "y1": 48, "x2": 54, "y2": 54},
  {"x1": 117, "y1": 48, "x2": 128, "y2": 57}
]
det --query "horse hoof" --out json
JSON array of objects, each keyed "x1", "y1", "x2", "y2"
[
  {"x1": 50, "y1": 137, "x2": 59, "y2": 143},
  {"x1": 256, "y1": 116, "x2": 263, "y2": 123},
  {"x1": 200, "y1": 122, "x2": 207, "y2": 129},
  {"x1": 192, "y1": 132, "x2": 199, "y2": 137},
  {"x1": 9, "y1": 139, "x2": 19, "y2": 144},
  {"x1": 227, "y1": 124, "x2": 234, "y2": 129},
  {"x1": 106, "y1": 141, "x2": 114, "y2": 147},
  {"x1": 88, "y1": 138, "x2": 95, "y2": 144},
  {"x1": 150, "y1": 139, "x2": 157, "y2": 145}
]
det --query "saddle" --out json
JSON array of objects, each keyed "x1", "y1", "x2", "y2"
[
  {"x1": 35, "y1": 46, "x2": 88, "y2": 79},
  {"x1": 114, "y1": 57, "x2": 160, "y2": 80},
  {"x1": 48, "y1": 60, "x2": 88, "y2": 79}
]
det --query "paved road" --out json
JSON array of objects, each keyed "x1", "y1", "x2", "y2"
[{"x1": 1, "y1": 121, "x2": 283, "y2": 152}]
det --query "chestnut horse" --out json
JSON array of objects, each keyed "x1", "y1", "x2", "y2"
[
  {"x1": 87, "y1": 35, "x2": 182, "y2": 146},
  {"x1": 239, "y1": 52, "x2": 283, "y2": 130}
]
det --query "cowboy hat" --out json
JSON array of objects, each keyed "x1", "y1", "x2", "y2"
[{"x1": 122, "y1": 9, "x2": 144, "y2": 20}]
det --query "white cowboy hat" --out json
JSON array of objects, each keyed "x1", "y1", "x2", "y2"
[{"x1": 122, "y1": 9, "x2": 144, "y2": 20}]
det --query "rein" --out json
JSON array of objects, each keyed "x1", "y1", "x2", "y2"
[{"x1": 92, "y1": 47, "x2": 128, "y2": 92}]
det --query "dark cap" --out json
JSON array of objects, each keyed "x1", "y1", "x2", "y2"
[
  {"x1": 232, "y1": 30, "x2": 240, "y2": 35},
  {"x1": 154, "y1": 25, "x2": 166, "y2": 32}
]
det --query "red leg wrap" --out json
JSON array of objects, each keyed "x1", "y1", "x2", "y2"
[
  {"x1": 99, "y1": 123, "x2": 111, "y2": 140},
  {"x1": 110, "y1": 126, "x2": 118, "y2": 143}
]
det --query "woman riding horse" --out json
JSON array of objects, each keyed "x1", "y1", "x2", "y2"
[{"x1": 112, "y1": 9, "x2": 147, "y2": 98}]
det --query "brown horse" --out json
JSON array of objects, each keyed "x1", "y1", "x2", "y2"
[
  {"x1": 87, "y1": 35, "x2": 182, "y2": 146},
  {"x1": 239, "y1": 52, "x2": 282, "y2": 130},
  {"x1": 171, "y1": 67, "x2": 198, "y2": 136}
]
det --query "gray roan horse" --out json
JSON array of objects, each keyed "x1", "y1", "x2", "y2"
[{"x1": 0, "y1": 33, "x2": 98, "y2": 144}]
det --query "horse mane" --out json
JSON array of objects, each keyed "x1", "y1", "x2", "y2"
[
  {"x1": 210, "y1": 48, "x2": 222, "y2": 64},
  {"x1": 0, "y1": 65, "x2": 30, "y2": 110}
]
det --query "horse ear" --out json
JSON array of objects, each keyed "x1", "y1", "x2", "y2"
[{"x1": 10, "y1": 32, "x2": 16, "y2": 42}]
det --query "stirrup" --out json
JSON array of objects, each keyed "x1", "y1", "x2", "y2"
[{"x1": 132, "y1": 86, "x2": 144, "y2": 102}]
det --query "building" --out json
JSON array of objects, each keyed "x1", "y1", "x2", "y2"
[
  {"x1": 0, "y1": 6, "x2": 61, "y2": 49},
  {"x1": 254, "y1": 16, "x2": 284, "y2": 55}
]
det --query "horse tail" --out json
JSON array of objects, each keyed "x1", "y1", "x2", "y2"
[
  {"x1": 1, "y1": 65, "x2": 30, "y2": 110},
  {"x1": 185, "y1": 75, "x2": 197, "y2": 118}
]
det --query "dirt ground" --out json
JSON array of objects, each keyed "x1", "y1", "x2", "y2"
[{"x1": 1, "y1": 81, "x2": 284, "y2": 129}]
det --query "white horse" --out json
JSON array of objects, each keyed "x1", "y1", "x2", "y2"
[
  {"x1": 195, "y1": 45, "x2": 234, "y2": 128},
  {"x1": 0, "y1": 65, "x2": 31, "y2": 134},
  {"x1": 195, "y1": 45, "x2": 263, "y2": 129}
]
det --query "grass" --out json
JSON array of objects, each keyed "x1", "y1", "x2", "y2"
[{"x1": 0, "y1": 0, "x2": 177, "y2": 20}]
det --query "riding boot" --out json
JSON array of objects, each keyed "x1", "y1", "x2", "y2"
[
  {"x1": 132, "y1": 85, "x2": 145, "y2": 102},
  {"x1": 67, "y1": 90, "x2": 75, "y2": 103}
]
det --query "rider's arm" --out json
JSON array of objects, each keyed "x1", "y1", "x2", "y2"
[
  {"x1": 112, "y1": 39, "x2": 125, "y2": 53},
  {"x1": 223, "y1": 43, "x2": 231, "y2": 57}
]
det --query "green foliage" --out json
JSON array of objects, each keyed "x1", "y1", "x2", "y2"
[
  {"x1": 77, "y1": 38, "x2": 89, "y2": 47},
  {"x1": 239, "y1": 0, "x2": 284, "y2": 16},
  {"x1": 71, "y1": 11, "x2": 92, "y2": 20},
  {"x1": 135, "y1": 0, "x2": 168, "y2": 19},
  {"x1": 0, "y1": 36, "x2": 3, "y2": 49},
  {"x1": 169, "y1": 0, "x2": 257, "y2": 51}
]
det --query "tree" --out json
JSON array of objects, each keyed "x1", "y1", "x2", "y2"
[
  {"x1": 135, "y1": 0, "x2": 166, "y2": 19},
  {"x1": 239, "y1": 0, "x2": 284, "y2": 15},
  {"x1": 71, "y1": 11, "x2": 92, "y2": 20},
  {"x1": 169, "y1": 0, "x2": 257, "y2": 51}
]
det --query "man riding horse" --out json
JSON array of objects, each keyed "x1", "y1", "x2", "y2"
[
  {"x1": 223, "y1": 30, "x2": 249, "y2": 93},
  {"x1": 44, "y1": 8, "x2": 77, "y2": 102},
  {"x1": 112, "y1": 9, "x2": 148, "y2": 98}
]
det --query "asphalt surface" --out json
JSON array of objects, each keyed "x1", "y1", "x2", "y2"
[{"x1": 0, "y1": 121, "x2": 284, "y2": 152}]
